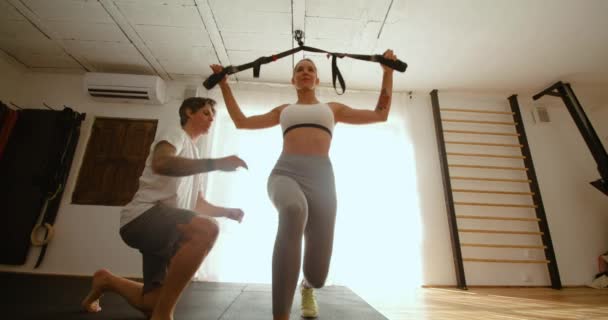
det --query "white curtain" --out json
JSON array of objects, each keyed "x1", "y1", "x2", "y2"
[{"x1": 197, "y1": 85, "x2": 422, "y2": 300}]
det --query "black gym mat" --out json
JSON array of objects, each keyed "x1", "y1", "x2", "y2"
[{"x1": 1, "y1": 272, "x2": 388, "y2": 320}]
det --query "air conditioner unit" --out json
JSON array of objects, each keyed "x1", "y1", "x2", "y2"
[{"x1": 83, "y1": 72, "x2": 167, "y2": 105}]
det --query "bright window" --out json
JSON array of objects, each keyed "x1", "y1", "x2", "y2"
[{"x1": 198, "y1": 101, "x2": 422, "y2": 300}]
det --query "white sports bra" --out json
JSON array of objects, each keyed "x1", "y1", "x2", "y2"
[{"x1": 279, "y1": 103, "x2": 335, "y2": 137}]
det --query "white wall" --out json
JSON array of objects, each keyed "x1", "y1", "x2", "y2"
[
  {"x1": 522, "y1": 85, "x2": 608, "y2": 285},
  {"x1": 412, "y1": 88, "x2": 608, "y2": 286},
  {"x1": 403, "y1": 92, "x2": 456, "y2": 286},
  {"x1": 0, "y1": 68, "x2": 606, "y2": 287},
  {"x1": 591, "y1": 106, "x2": 608, "y2": 148},
  {"x1": 409, "y1": 91, "x2": 554, "y2": 286},
  {"x1": 580, "y1": 86, "x2": 608, "y2": 148},
  {"x1": 0, "y1": 57, "x2": 24, "y2": 103},
  {"x1": 0, "y1": 72, "x2": 211, "y2": 277}
]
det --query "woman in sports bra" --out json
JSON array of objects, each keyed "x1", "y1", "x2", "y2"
[{"x1": 210, "y1": 49, "x2": 396, "y2": 320}]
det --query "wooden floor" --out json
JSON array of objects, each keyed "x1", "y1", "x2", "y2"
[{"x1": 371, "y1": 287, "x2": 608, "y2": 320}]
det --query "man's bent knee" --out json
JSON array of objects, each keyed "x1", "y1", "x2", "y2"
[{"x1": 184, "y1": 216, "x2": 219, "y2": 246}]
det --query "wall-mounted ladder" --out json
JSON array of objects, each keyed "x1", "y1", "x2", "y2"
[{"x1": 430, "y1": 90, "x2": 562, "y2": 290}]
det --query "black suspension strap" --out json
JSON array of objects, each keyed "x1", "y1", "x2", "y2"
[
  {"x1": 203, "y1": 30, "x2": 407, "y2": 94},
  {"x1": 32, "y1": 108, "x2": 85, "y2": 268}
]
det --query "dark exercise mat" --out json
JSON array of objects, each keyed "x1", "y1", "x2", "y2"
[
  {"x1": 220, "y1": 284, "x2": 389, "y2": 320},
  {"x1": 1, "y1": 273, "x2": 388, "y2": 320}
]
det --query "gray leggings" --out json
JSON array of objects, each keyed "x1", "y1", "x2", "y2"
[{"x1": 267, "y1": 153, "x2": 337, "y2": 316}]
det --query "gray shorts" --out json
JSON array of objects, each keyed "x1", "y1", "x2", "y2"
[{"x1": 119, "y1": 203, "x2": 197, "y2": 294}]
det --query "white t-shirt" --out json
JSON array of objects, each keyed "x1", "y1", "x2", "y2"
[{"x1": 120, "y1": 126, "x2": 203, "y2": 227}]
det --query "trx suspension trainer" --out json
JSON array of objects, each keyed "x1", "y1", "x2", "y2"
[{"x1": 203, "y1": 30, "x2": 408, "y2": 94}]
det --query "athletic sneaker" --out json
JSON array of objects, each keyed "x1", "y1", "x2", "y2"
[{"x1": 301, "y1": 286, "x2": 319, "y2": 318}]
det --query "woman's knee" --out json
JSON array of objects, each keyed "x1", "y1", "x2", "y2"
[
  {"x1": 281, "y1": 200, "x2": 307, "y2": 219},
  {"x1": 278, "y1": 201, "x2": 308, "y2": 234},
  {"x1": 304, "y1": 274, "x2": 327, "y2": 289},
  {"x1": 269, "y1": 176, "x2": 307, "y2": 221},
  {"x1": 303, "y1": 259, "x2": 331, "y2": 288},
  {"x1": 304, "y1": 265, "x2": 330, "y2": 288}
]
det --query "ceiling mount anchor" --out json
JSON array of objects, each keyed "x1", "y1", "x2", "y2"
[{"x1": 293, "y1": 29, "x2": 304, "y2": 47}]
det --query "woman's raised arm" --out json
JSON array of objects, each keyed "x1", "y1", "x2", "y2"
[{"x1": 211, "y1": 64, "x2": 286, "y2": 130}]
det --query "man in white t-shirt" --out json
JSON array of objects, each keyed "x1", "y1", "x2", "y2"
[{"x1": 81, "y1": 97, "x2": 248, "y2": 320}]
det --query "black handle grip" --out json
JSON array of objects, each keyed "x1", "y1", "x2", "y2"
[
  {"x1": 376, "y1": 56, "x2": 408, "y2": 72},
  {"x1": 203, "y1": 72, "x2": 226, "y2": 90}
]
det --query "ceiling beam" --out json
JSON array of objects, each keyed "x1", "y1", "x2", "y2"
[
  {"x1": 6, "y1": 0, "x2": 95, "y2": 71},
  {"x1": 377, "y1": 0, "x2": 394, "y2": 39},
  {"x1": 291, "y1": 0, "x2": 305, "y2": 65},
  {"x1": 194, "y1": 0, "x2": 230, "y2": 67},
  {"x1": 352, "y1": 1, "x2": 394, "y2": 54},
  {"x1": 99, "y1": 0, "x2": 170, "y2": 80},
  {"x1": 0, "y1": 48, "x2": 27, "y2": 72}
]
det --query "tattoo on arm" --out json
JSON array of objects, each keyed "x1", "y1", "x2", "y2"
[{"x1": 376, "y1": 88, "x2": 390, "y2": 111}]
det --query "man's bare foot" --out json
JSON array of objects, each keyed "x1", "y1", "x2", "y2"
[{"x1": 81, "y1": 269, "x2": 112, "y2": 313}]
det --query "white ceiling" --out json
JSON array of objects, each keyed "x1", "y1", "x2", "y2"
[{"x1": 1, "y1": 0, "x2": 607, "y2": 92}]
